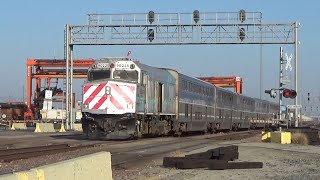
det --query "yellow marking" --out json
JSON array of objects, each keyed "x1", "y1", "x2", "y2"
[
  {"x1": 34, "y1": 123, "x2": 42, "y2": 133},
  {"x1": 36, "y1": 169, "x2": 45, "y2": 180},
  {"x1": 59, "y1": 123, "x2": 66, "y2": 132},
  {"x1": 16, "y1": 172, "x2": 28, "y2": 180}
]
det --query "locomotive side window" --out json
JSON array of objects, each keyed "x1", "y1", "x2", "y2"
[
  {"x1": 113, "y1": 70, "x2": 138, "y2": 82},
  {"x1": 88, "y1": 70, "x2": 111, "y2": 81}
]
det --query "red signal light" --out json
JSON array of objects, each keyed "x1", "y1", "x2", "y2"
[
  {"x1": 282, "y1": 89, "x2": 297, "y2": 99},
  {"x1": 283, "y1": 89, "x2": 291, "y2": 98}
]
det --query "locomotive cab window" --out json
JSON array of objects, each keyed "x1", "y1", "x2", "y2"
[
  {"x1": 113, "y1": 70, "x2": 138, "y2": 82},
  {"x1": 88, "y1": 70, "x2": 111, "y2": 81}
]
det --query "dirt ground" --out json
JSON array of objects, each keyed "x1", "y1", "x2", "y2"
[{"x1": 113, "y1": 136, "x2": 320, "y2": 180}]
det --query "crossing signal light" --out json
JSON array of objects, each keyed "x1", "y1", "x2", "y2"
[
  {"x1": 282, "y1": 89, "x2": 297, "y2": 99},
  {"x1": 264, "y1": 89, "x2": 277, "y2": 98}
]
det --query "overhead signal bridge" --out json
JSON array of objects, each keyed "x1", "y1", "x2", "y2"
[
  {"x1": 69, "y1": 12, "x2": 295, "y2": 45},
  {"x1": 65, "y1": 11, "x2": 299, "y2": 129}
]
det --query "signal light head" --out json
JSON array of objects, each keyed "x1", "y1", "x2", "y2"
[
  {"x1": 282, "y1": 89, "x2": 297, "y2": 99},
  {"x1": 148, "y1": 11, "x2": 155, "y2": 24},
  {"x1": 147, "y1": 29, "x2": 155, "y2": 42},
  {"x1": 239, "y1": 28, "x2": 245, "y2": 41},
  {"x1": 239, "y1": 9, "x2": 246, "y2": 22},
  {"x1": 193, "y1": 10, "x2": 200, "y2": 23}
]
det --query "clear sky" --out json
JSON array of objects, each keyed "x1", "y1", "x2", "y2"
[{"x1": 0, "y1": 0, "x2": 319, "y2": 105}]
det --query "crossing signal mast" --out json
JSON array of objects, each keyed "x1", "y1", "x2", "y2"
[{"x1": 264, "y1": 47, "x2": 299, "y2": 127}]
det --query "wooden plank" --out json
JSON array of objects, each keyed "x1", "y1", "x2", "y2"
[
  {"x1": 185, "y1": 145, "x2": 239, "y2": 161},
  {"x1": 185, "y1": 151, "x2": 212, "y2": 159},
  {"x1": 208, "y1": 161, "x2": 263, "y2": 170},
  {"x1": 163, "y1": 157, "x2": 227, "y2": 169}
]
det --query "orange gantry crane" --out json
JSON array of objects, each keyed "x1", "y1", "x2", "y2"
[
  {"x1": 197, "y1": 76, "x2": 243, "y2": 94},
  {"x1": 25, "y1": 58, "x2": 95, "y2": 120}
]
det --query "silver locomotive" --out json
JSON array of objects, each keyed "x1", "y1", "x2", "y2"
[{"x1": 81, "y1": 57, "x2": 279, "y2": 139}]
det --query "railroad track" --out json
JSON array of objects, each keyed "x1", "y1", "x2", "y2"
[
  {"x1": 0, "y1": 143, "x2": 95, "y2": 162},
  {"x1": 111, "y1": 130, "x2": 261, "y2": 168},
  {"x1": 0, "y1": 130, "x2": 260, "y2": 163}
]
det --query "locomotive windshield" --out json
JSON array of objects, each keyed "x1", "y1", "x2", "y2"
[
  {"x1": 113, "y1": 70, "x2": 138, "y2": 82},
  {"x1": 88, "y1": 70, "x2": 111, "y2": 81}
]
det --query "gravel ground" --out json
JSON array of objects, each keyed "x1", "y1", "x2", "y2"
[{"x1": 112, "y1": 135, "x2": 320, "y2": 180}]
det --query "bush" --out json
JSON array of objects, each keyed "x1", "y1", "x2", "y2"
[{"x1": 291, "y1": 133, "x2": 309, "y2": 145}]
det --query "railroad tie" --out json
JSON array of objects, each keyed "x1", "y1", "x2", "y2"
[{"x1": 163, "y1": 145, "x2": 263, "y2": 170}]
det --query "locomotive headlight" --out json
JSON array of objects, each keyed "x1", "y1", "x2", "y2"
[
  {"x1": 130, "y1": 64, "x2": 135, "y2": 69},
  {"x1": 105, "y1": 86, "x2": 111, "y2": 95},
  {"x1": 83, "y1": 104, "x2": 89, "y2": 109}
]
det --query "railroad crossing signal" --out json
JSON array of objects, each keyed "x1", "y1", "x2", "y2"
[{"x1": 282, "y1": 89, "x2": 297, "y2": 99}]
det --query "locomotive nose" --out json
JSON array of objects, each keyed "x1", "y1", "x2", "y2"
[{"x1": 82, "y1": 81, "x2": 136, "y2": 114}]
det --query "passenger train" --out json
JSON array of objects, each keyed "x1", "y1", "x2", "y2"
[{"x1": 81, "y1": 57, "x2": 279, "y2": 139}]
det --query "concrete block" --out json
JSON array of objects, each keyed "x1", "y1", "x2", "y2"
[
  {"x1": 261, "y1": 131, "x2": 271, "y2": 142},
  {"x1": 15, "y1": 171, "x2": 38, "y2": 180},
  {"x1": 10, "y1": 123, "x2": 27, "y2": 130},
  {"x1": 0, "y1": 170, "x2": 37, "y2": 180},
  {"x1": 34, "y1": 123, "x2": 56, "y2": 133},
  {"x1": 32, "y1": 151, "x2": 112, "y2": 180},
  {"x1": 0, "y1": 152, "x2": 112, "y2": 180},
  {"x1": 271, "y1": 132, "x2": 291, "y2": 144},
  {"x1": 73, "y1": 123, "x2": 83, "y2": 132},
  {"x1": 0, "y1": 174, "x2": 17, "y2": 180}
]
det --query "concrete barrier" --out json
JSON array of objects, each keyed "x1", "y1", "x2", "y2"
[
  {"x1": 0, "y1": 151, "x2": 112, "y2": 180},
  {"x1": 73, "y1": 123, "x2": 83, "y2": 132},
  {"x1": 34, "y1": 123, "x2": 56, "y2": 133},
  {"x1": 261, "y1": 131, "x2": 271, "y2": 142},
  {"x1": 271, "y1": 131, "x2": 291, "y2": 144},
  {"x1": 10, "y1": 123, "x2": 27, "y2": 130}
]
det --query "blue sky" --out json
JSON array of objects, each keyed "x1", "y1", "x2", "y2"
[{"x1": 0, "y1": 1, "x2": 319, "y2": 104}]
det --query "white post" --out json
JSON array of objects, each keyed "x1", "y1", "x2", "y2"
[
  {"x1": 65, "y1": 24, "x2": 70, "y2": 130},
  {"x1": 294, "y1": 22, "x2": 299, "y2": 127},
  {"x1": 279, "y1": 47, "x2": 283, "y2": 120}
]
